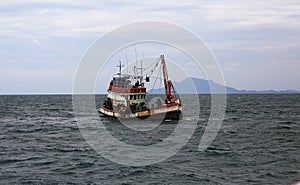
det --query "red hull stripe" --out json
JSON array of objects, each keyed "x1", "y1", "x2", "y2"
[{"x1": 108, "y1": 86, "x2": 146, "y2": 93}]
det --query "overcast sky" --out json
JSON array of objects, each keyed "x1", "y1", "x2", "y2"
[{"x1": 1, "y1": 0, "x2": 300, "y2": 94}]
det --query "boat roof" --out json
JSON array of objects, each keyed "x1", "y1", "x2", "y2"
[{"x1": 113, "y1": 74, "x2": 143, "y2": 80}]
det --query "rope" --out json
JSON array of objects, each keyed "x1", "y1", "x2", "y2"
[
  {"x1": 144, "y1": 58, "x2": 160, "y2": 77},
  {"x1": 148, "y1": 62, "x2": 162, "y2": 94}
]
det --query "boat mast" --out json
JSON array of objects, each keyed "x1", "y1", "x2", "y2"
[
  {"x1": 161, "y1": 54, "x2": 172, "y2": 101},
  {"x1": 136, "y1": 59, "x2": 144, "y2": 83},
  {"x1": 117, "y1": 60, "x2": 124, "y2": 76}
]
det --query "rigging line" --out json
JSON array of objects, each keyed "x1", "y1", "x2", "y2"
[
  {"x1": 146, "y1": 58, "x2": 160, "y2": 77},
  {"x1": 152, "y1": 62, "x2": 162, "y2": 94},
  {"x1": 141, "y1": 49, "x2": 144, "y2": 76},
  {"x1": 159, "y1": 62, "x2": 162, "y2": 94},
  {"x1": 126, "y1": 48, "x2": 128, "y2": 75},
  {"x1": 149, "y1": 62, "x2": 162, "y2": 94},
  {"x1": 149, "y1": 70, "x2": 158, "y2": 94},
  {"x1": 141, "y1": 58, "x2": 157, "y2": 75},
  {"x1": 171, "y1": 83, "x2": 180, "y2": 101},
  {"x1": 134, "y1": 47, "x2": 138, "y2": 80},
  {"x1": 143, "y1": 60, "x2": 154, "y2": 73}
]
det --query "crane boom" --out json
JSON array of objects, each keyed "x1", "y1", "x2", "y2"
[{"x1": 161, "y1": 54, "x2": 172, "y2": 101}]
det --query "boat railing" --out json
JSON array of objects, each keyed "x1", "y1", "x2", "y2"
[{"x1": 110, "y1": 86, "x2": 146, "y2": 93}]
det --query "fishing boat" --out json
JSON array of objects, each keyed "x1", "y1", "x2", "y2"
[{"x1": 99, "y1": 54, "x2": 182, "y2": 120}]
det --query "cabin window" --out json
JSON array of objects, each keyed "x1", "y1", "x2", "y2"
[
  {"x1": 134, "y1": 95, "x2": 136, "y2": 100},
  {"x1": 137, "y1": 95, "x2": 140, "y2": 99},
  {"x1": 130, "y1": 95, "x2": 133, "y2": 100}
]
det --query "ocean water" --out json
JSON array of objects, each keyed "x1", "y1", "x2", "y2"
[{"x1": 0, "y1": 94, "x2": 299, "y2": 184}]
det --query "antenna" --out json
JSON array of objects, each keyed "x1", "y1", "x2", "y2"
[
  {"x1": 135, "y1": 47, "x2": 138, "y2": 71},
  {"x1": 126, "y1": 48, "x2": 128, "y2": 75},
  {"x1": 136, "y1": 59, "x2": 144, "y2": 83},
  {"x1": 141, "y1": 49, "x2": 144, "y2": 76},
  {"x1": 133, "y1": 65, "x2": 137, "y2": 80},
  {"x1": 117, "y1": 60, "x2": 124, "y2": 76},
  {"x1": 141, "y1": 59, "x2": 142, "y2": 76}
]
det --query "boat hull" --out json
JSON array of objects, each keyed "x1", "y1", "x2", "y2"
[{"x1": 99, "y1": 104, "x2": 182, "y2": 120}]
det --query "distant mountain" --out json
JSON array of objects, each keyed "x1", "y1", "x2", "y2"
[{"x1": 151, "y1": 77, "x2": 300, "y2": 94}]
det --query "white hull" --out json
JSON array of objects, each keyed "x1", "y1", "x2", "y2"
[{"x1": 99, "y1": 103, "x2": 182, "y2": 120}]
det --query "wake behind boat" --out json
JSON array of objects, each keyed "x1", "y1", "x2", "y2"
[{"x1": 99, "y1": 54, "x2": 182, "y2": 120}]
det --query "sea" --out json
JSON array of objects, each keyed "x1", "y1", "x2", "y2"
[{"x1": 0, "y1": 94, "x2": 299, "y2": 184}]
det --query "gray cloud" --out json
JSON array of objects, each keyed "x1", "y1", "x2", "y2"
[{"x1": 0, "y1": 0, "x2": 300, "y2": 93}]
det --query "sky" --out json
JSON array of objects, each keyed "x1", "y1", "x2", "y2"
[{"x1": 1, "y1": 0, "x2": 300, "y2": 94}]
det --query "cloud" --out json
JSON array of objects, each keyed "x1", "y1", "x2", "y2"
[
  {"x1": 1, "y1": 0, "x2": 300, "y2": 40},
  {"x1": 1, "y1": 0, "x2": 300, "y2": 93},
  {"x1": 32, "y1": 37, "x2": 40, "y2": 44},
  {"x1": 224, "y1": 62, "x2": 239, "y2": 71}
]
